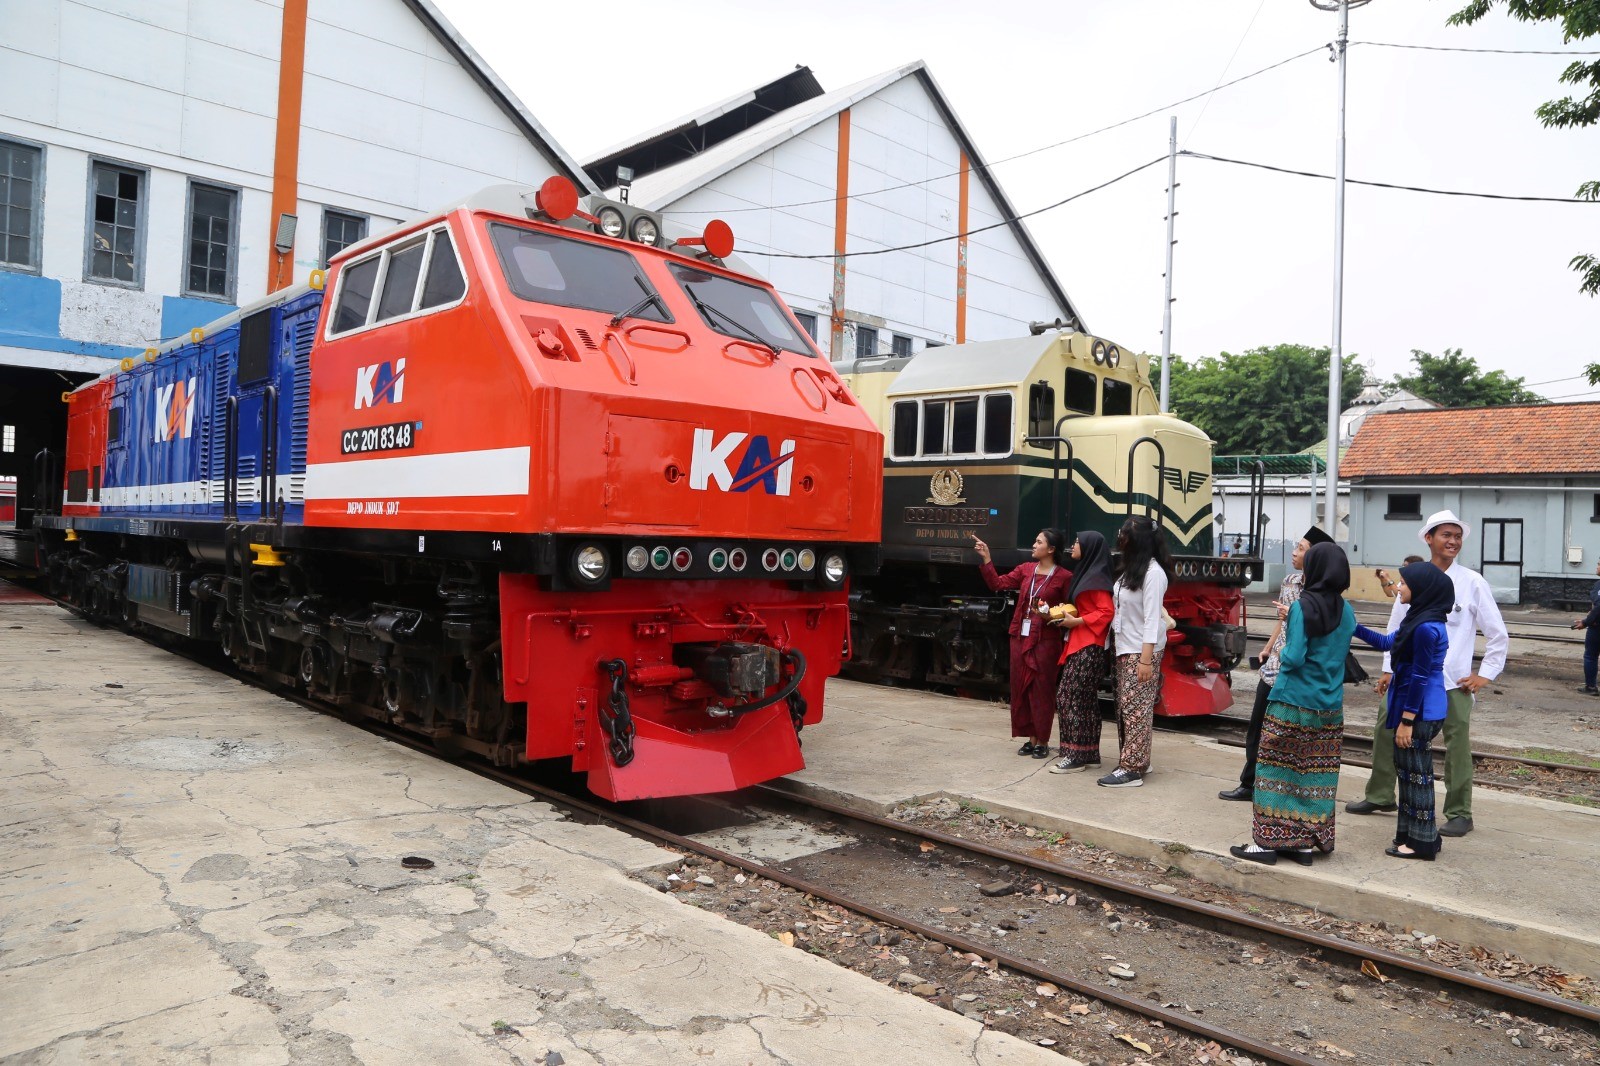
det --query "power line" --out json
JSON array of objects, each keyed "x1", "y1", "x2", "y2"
[
  {"x1": 1523, "y1": 372, "x2": 1587, "y2": 388},
  {"x1": 1355, "y1": 40, "x2": 1600, "y2": 56},
  {"x1": 1179, "y1": 150, "x2": 1592, "y2": 203},
  {"x1": 739, "y1": 157, "x2": 1165, "y2": 261},
  {"x1": 665, "y1": 45, "x2": 1327, "y2": 217},
  {"x1": 1182, "y1": 0, "x2": 1270, "y2": 151}
]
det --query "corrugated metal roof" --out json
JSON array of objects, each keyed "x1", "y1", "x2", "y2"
[{"x1": 588, "y1": 61, "x2": 1081, "y2": 331}]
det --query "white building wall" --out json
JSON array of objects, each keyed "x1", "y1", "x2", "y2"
[
  {"x1": 654, "y1": 74, "x2": 1066, "y2": 360},
  {"x1": 0, "y1": 0, "x2": 574, "y2": 369}
]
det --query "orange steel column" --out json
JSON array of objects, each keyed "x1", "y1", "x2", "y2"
[
  {"x1": 956, "y1": 151, "x2": 970, "y2": 345},
  {"x1": 829, "y1": 109, "x2": 851, "y2": 361},
  {"x1": 268, "y1": 0, "x2": 309, "y2": 293}
]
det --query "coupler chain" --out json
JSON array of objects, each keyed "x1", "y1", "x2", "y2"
[{"x1": 597, "y1": 659, "x2": 637, "y2": 768}]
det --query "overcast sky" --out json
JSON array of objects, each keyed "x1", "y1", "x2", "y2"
[{"x1": 437, "y1": 0, "x2": 1598, "y2": 400}]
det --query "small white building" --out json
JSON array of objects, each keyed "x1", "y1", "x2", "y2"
[
  {"x1": 0, "y1": 0, "x2": 588, "y2": 523},
  {"x1": 583, "y1": 63, "x2": 1082, "y2": 362}
]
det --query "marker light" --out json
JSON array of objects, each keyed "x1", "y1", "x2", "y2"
[
  {"x1": 627, "y1": 546, "x2": 649, "y2": 572},
  {"x1": 651, "y1": 546, "x2": 671, "y2": 570},
  {"x1": 761, "y1": 549, "x2": 780, "y2": 572},
  {"x1": 672, "y1": 547, "x2": 693, "y2": 571},
  {"x1": 729, "y1": 548, "x2": 748, "y2": 572},
  {"x1": 780, "y1": 549, "x2": 797, "y2": 572},
  {"x1": 709, "y1": 548, "x2": 728, "y2": 572},
  {"x1": 797, "y1": 549, "x2": 815, "y2": 572}
]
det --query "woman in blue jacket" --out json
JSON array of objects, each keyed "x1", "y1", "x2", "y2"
[{"x1": 1353, "y1": 561, "x2": 1454, "y2": 860}]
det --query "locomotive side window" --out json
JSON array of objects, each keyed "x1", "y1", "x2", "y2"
[
  {"x1": 951, "y1": 398, "x2": 979, "y2": 454},
  {"x1": 107, "y1": 406, "x2": 123, "y2": 445},
  {"x1": 983, "y1": 395, "x2": 1012, "y2": 455},
  {"x1": 1102, "y1": 377, "x2": 1133, "y2": 416},
  {"x1": 491, "y1": 224, "x2": 669, "y2": 323},
  {"x1": 330, "y1": 225, "x2": 469, "y2": 337},
  {"x1": 891, "y1": 401, "x2": 919, "y2": 459},
  {"x1": 1064, "y1": 368, "x2": 1097, "y2": 415},
  {"x1": 668, "y1": 263, "x2": 813, "y2": 356},
  {"x1": 1027, "y1": 382, "x2": 1055, "y2": 441}
]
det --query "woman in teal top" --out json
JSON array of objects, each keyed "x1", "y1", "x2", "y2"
[{"x1": 1231, "y1": 542, "x2": 1356, "y2": 866}]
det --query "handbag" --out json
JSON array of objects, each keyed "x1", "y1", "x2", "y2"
[{"x1": 1342, "y1": 650, "x2": 1369, "y2": 686}]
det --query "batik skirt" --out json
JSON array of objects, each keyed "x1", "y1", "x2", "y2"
[{"x1": 1251, "y1": 699, "x2": 1342, "y2": 852}]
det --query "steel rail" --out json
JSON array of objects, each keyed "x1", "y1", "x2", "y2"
[{"x1": 754, "y1": 785, "x2": 1600, "y2": 1035}]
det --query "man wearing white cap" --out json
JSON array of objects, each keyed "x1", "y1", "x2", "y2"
[{"x1": 1345, "y1": 510, "x2": 1508, "y2": 836}]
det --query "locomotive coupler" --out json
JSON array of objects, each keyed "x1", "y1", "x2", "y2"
[
  {"x1": 598, "y1": 659, "x2": 637, "y2": 767},
  {"x1": 674, "y1": 641, "x2": 782, "y2": 700}
]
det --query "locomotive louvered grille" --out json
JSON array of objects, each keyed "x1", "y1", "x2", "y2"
[
  {"x1": 573, "y1": 327, "x2": 599, "y2": 351},
  {"x1": 209, "y1": 360, "x2": 233, "y2": 482},
  {"x1": 235, "y1": 455, "x2": 258, "y2": 503},
  {"x1": 290, "y1": 317, "x2": 315, "y2": 472}
]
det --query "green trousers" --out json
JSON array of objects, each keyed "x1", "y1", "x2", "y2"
[{"x1": 1361, "y1": 687, "x2": 1473, "y2": 821}]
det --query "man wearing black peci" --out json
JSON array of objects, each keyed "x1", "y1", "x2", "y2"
[{"x1": 1218, "y1": 526, "x2": 1334, "y2": 802}]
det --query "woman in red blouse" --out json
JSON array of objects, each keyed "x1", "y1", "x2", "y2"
[
  {"x1": 974, "y1": 529, "x2": 1073, "y2": 757},
  {"x1": 1050, "y1": 530, "x2": 1116, "y2": 773}
]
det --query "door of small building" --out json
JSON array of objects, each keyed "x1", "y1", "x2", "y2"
[{"x1": 1480, "y1": 518, "x2": 1523, "y2": 605}]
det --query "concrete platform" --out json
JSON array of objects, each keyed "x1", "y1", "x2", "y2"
[
  {"x1": 783, "y1": 679, "x2": 1600, "y2": 977},
  {"x1": 0, "y1": 605, "x2": 1059, "y2": 1066}
]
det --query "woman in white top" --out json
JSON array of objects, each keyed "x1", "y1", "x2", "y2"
[{"x1": 1100, "y1": 515, "x2": 1172, "y2": 788}]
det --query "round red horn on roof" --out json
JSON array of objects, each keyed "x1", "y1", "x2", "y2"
[
  {"x1": 535, "y1": 176, "x2": 580, "y2": 221},
  {"x1": 703, "y1": 219, "x2": 735, "y2": 260}
]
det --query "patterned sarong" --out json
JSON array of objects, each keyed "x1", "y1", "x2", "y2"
[
  {"x1": 1251, "y1": 699, "x2": 1342, "y2": 852},
  {"x1": 1055, "y1": 644, "x2": 1108, "y2": 760}
]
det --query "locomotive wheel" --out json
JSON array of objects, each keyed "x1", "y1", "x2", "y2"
[{"x1": 298, "y1": 646, "x2": 320, "y2": 689}]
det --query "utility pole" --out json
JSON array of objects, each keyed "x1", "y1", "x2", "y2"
[
  {"x1": 1159, "y1": 116, "x2": 1178, "y2": 413},
  {"x1": 1310, "y1": 0, "x2": 1367, "y2": 537}
]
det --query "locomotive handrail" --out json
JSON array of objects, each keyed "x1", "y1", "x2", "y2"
[
  {"x1": 1125, "y1": 436, "x2": 1166, "y2": 524},
  {"x1": 33, "y1": 447, "x2": 61, "y2": 519},
  {"x1": 223, "y1": 396, "x2": 239, "y2": 522},
  {"x1": 1247, "y1": 459, "x2": 1266, "y2": 558},
  {"x1": 263, "y1": 385, "x2": 280, "y2": 521},
  {"x1": 1022, "y1": 414, "x2": 1076, "y2": 536}
]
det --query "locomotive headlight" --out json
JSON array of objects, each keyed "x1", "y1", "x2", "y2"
[
  {"x1": 798, "y1": 548, "x2": 816, "y2": 572},
  {"x1": 627, "y1": 546, "x2": 649, "y2": 572},
  {"x1": 597, "y1": 206, "x2": 625, "y2": 238},
  {"x1": 573, "y1": 544, "x2": 609, "y2": 585},
  {"x1": 630, "y1": 214, "x2": 660, "y2": 246},
  {"x1": 822, "y1": 553, "x2": 847, "y2": 587},
  {"x1": 1106, "y1": 345, "x2": 1121, "y2": 368},
  {"x1": 1092, "y1": 341, "x2": 1107, "y2": 364}
]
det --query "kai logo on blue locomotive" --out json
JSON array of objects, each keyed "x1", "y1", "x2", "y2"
[
  {"x1": 355, "y1": 358, "x2": 406, "y2": 409},
  {"x1": 690, "y1": 429, "x2": 796, "y2": 496},
  {"x1": 153, "y1": 378, "x2": 198, "y2": 442}
]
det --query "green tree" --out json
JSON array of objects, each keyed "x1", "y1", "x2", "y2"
[
  {"x1": 1447, "y1": 2, "x2": 1600, "y2": 384},
  {"x1": 1389, "y1": 348, "x2": 1544, "y2": 406},
  {"x1": 1167, "y1": 344, "x2": 1365, "y2": 454}
]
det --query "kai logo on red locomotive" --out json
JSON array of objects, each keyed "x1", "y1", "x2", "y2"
[
  {"x1": 153, "y1": 377, "x2": 198, "y2": 442},
  {"x1": 690, "y1": 429, "x2": 796, "y2": 496},
  {"x1": 355, "y1": 358, "x2": 406, "y2": 409}
]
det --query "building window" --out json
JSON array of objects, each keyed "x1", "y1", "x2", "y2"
[
  {"x1": 1, "y1": 424, "x2": 14, "y2": 453},
  {"x1": 0, "y1": 139, "x2": 43, "y2": 272},
  {"x1": 792, "y1": 310, "x2": 817, "y2": 340},
  {"x1": 1591, "y1": 493, "x2": 1600, "y2": 523},
  {"x1": 86, "y1": 161, "x2": 146, "y2": 285},
  {"x1": 322, "y1": 209, "x2": 369, "y2": 266},
  {"x1": 1386, "y1": 493, "x2": 1422, "y2": 519},
  {"x1": 891, "y1": 333, "x2": 912, "y2": 358},
  {"x1": 855, "y1": 325, "x2": 878, "y2": 358},
  {"x1": 184, "y1": 182, "x2": 239, "y2": 301}
]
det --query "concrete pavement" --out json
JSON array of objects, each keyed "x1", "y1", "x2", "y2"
[{"x1": 0, "y1": 602, "x2": 1062, "y2": 1066}]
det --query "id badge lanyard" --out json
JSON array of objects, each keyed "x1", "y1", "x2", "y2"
[{"x1": 1020, "y1": 571, "x2": 1043, "y2": 637}]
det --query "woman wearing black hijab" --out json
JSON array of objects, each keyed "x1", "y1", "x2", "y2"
[
  {"x1": 1353, "y1": 562, "x2": 1454, "y2": 860},
  {"x1": 1049, "y1": 531, "x2": 1117, "y2": 773},
  {"x1": 1231, "y1": 542, "x2": 1356, "y2": 865}
]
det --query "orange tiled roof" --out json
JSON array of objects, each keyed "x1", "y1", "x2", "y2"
[{"x1": 1340, "y1": 402, "x2": 1600, "y2": 478}]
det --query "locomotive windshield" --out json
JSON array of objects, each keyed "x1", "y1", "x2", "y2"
[
  {"x1": 488, "y1": 223, "x2": 670, "y2": 323},
  {"x1": 667, "y1": 263, "x2": 815, "y2": 357}
]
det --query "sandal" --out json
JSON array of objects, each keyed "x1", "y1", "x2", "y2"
[{"x1": 1229, "y1": 843, "x2": 1277, "y2": 866}]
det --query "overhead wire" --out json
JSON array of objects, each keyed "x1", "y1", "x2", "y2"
[
  {"x1": 665, "y1": 44, "x2": 1328, "y2": 216},
  {"x1": 1354, "y1": 40, "x2": 1600, "y2": 56},
  {"x1": 1181, "y1": 0, "x2": 1270, "y2": 151},
  {"x1": 1178, "y1": 150, "x2": 1592, "y2": 203},
  {"x1": 739, "y1": 157, "x2": 1166, "y2": 260}
]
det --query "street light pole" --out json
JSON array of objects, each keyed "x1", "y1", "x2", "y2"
[
  {"x1": 1160, "y1": 115, "x2": 1178, "y2": 413},
  {"x1": 1311, "y1": 0, "x2": 1365, "y2": 538}
]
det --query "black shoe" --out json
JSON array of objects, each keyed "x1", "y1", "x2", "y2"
[
  {"x1": 1582, "y1": 686, "x2": 1599, "y2": 696},
  {"x1": 1276, "y1": 848, "x2": 1316, "y2": 866},
  {"x1": 1229, "y1": 843, "x2": 1277, "y2": 866},
  {"x1": 1032, "y1": 745, "x2": 1052, "y2": 759},
  {"x1": 1345, "y1": 799, "x2": 1397, "y2": 814},
  {"x1": 1017, "y1": 742, "x2": 1040, "y2": 756},
  {"x1": 1218, "y1": 785, "x2": 1253, "y2": 802},
  {"x1": 1439, "y1": 816, "x2": 1473, "y2": 837},
  {"x1": 1385, "y1": 844, "x2": 1436, "y2": 861}
]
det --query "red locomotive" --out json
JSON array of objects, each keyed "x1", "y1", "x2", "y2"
[{"x1": 37, "y1": 178, "x2": 883, "y2": 801}]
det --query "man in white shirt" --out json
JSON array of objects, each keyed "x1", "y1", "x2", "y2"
[{"x1": 1345, "y1": 510, "x2": 1509, "y2": 836}]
